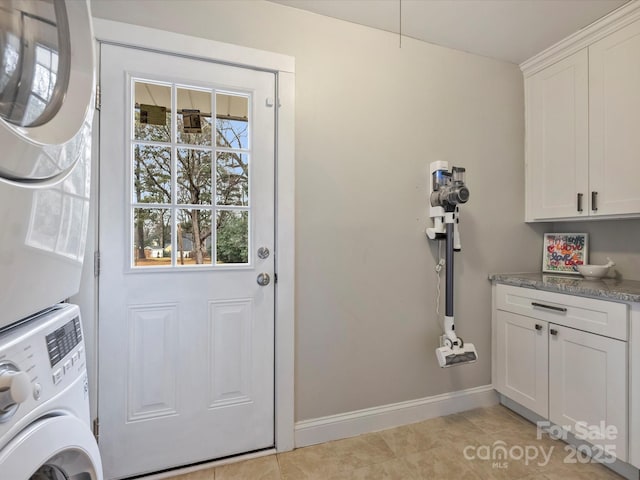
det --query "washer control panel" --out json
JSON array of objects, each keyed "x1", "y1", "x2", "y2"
[
  {"x1": 46, "y1": 316, "x2": 82, "y2": 368},
  {"x1": 0, "y1": 304, "x2": 86, "y2": 431}
]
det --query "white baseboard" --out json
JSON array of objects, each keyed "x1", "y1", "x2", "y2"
[{"x1": 295, "y1": 384, "x2": 498, "y2": 448}]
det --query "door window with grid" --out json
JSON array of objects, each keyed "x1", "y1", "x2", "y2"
[{"x1": 131, "y1": 80, "x2": 251, "y2": 267}]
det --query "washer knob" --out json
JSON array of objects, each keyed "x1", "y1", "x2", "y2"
[{"x1": 0, "y1": 369, "x2": 30, "y2": 413}]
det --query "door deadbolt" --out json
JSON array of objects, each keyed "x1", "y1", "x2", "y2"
[
  {"x1": 257, "y1": 273, "x2": 271, "y2": 286},
  {"x1": 257, "y1": 247, "x2": 270, "y2": 259}
]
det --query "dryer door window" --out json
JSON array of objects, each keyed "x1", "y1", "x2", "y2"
[
  {"x1": 0, "y1": 415, "x2": 102, "y2": 480},
  {"x1": 30, "y1": 465, "x2": 67, "y2": 480},
  {"x1": 0, "y1": 0, "x2": 71, "y2": 127},
  {"x1": 0, "y1": 0, "x2": 93, "y2": 182}
]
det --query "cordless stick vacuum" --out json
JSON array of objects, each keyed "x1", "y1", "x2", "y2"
[{"x1": 426, "y1": 161, "x2": 477, "y2": 367}]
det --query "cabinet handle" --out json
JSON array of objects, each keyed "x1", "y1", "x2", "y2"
[
  {"x1": 535, "y1": 324, "x2": 542, "y2": 331},
  {"x1": 531, "y1": 302, "x2": 567, "y2": 313},
  {"x1": 592, "y1": 191, "x2": 598, "y2": 212},
  {"x1": 550, "y1": 328, "x2": 558, "y2": 336},
  {"x1": 577, "y1": 193, "x2": 583, "y2": 212}
]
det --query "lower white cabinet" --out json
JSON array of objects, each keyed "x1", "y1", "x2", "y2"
[
  {"x1": 496, "y1": 310, "x2": 549, "y2": 417},
  {"x1": 548, "y1": 324, "x2": 627, "y2": 461},
  {"x1": 494, "y1": 284, "x2": 628, "y2": 461}
]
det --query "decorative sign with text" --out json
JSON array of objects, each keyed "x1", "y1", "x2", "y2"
[{"x1": 542, "y1": 233, "x2": 588, "y2": 274}]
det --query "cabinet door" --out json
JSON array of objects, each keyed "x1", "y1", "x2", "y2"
[
  {"x1": 590, "y1": 18, "x2": 640, "y2": 216},
  {"x1": 496, "y1": 310, "x2": 548, "y2": 417},
  {"x1": 525, "y1": 49, "x2": 589, "y2": 221},
  {"x1": 549, "y1": 324, "x2": 627, "y2": 461}
]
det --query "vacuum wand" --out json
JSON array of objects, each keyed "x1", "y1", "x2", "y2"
[{"x1": 446, "y1": 222, "x2": 454, "y2": 318}]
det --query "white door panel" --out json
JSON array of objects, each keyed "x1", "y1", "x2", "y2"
[{"x1": 98, "y1": 44, "x2": 275, "y2": 479}]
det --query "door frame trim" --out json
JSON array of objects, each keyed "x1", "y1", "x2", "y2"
[{"x1": 91, "y1": 18, "x2": 295, "y2": 453}]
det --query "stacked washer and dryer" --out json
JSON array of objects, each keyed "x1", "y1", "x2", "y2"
[{"x1": 0, "y1": 1, "x2": 102, "y2": 479}]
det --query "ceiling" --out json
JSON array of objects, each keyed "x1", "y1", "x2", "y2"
[{"x1": 269, "y1": 0, "x2": 629, "y2": 64}]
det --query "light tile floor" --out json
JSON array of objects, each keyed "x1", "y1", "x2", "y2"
[{"x1": 167, "y1": 405, "x2": 624, "y2": 480}]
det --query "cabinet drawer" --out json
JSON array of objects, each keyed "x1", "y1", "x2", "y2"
[{"x1": 496, "y1": 284, "x2": 628, "y2": 340}]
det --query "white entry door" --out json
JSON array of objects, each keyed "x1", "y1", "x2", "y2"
[{"x1": 98, "y1": 44, "x2": 276, "y2": 479}]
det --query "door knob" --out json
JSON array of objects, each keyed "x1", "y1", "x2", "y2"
[{"x1": 257, "y1": 273, "x2": 271, "y2": 286}]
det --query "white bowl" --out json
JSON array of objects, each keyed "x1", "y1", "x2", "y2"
[
  {"x1": 576, "y1": 259, "x2": 615, "y2": 279},
  {"x1": 577, "y1": 265, "x2": 609, "y2": 279}
]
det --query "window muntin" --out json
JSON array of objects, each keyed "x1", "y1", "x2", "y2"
[{"x1": 131, "y1": 80, "x2": 251, "y2": 268}]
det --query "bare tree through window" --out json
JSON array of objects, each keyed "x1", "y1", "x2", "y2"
[{"x1": 131, "y1": 83, "x2": 249, "y2": 267}]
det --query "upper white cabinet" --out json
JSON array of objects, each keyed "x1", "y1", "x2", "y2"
[
  {"x1": 589, "y1": 19, "x2": 640, "y2": 216},
  {"x1": 525, "y1": 50, "x2": 589, "y2": 220},
  {"x1": 523, "y1": 4, "x2": 640, "y2": 221}
]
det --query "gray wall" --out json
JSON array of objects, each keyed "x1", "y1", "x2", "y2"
[
  {"x1": 551, "y1": 220, "x2": 640, "y2": 280},
  {"x1": 90, "y1": 0, "x2": 544, "y2": 422}
]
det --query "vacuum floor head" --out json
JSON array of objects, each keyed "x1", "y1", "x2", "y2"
[{"x1": 436, "y1": 343, "x2": 478, "y2": 368}]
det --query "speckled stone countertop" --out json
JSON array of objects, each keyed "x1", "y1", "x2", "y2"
[{"x1": 488, "y1": 272, "x2": 640, "y2": 303}]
